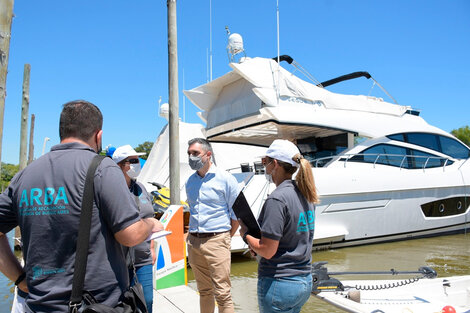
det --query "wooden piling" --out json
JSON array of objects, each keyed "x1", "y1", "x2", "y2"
[
  {"x1": 28, "y1": 113, "x2": 35, "y2": 164},
  {"x1": 19, "y1": 64, "x2": 30, "y2": 171},
  {"x1": 0, "y1": 0, "x2": 14, "y2": 176}
]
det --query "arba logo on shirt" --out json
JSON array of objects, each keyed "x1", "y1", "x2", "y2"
[
  {"x1": 19, "y1": 187, "x2": 69, "y2": 207},
  {"x1": 297, "y1": 210, "x2": 315, "y2": 232}
]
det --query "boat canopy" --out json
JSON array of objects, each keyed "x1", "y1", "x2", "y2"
[{"x1": 184, "y1": 57, "x2": 444, "y2": 147}]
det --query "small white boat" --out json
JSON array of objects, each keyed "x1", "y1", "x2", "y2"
[{"x1": 312, "y1": 262, "x2": 470, "y2": 313}]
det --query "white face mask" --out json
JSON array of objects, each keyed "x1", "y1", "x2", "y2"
[
  {"x1": 265, "y1": 173, "x2": 273, "y2": 184},
  {"x1": 264, "y1": 161, "x2": 274, "y2": 184},
  {"x1": 127, "y1": 163, "x2": 141, "y2": 178}
]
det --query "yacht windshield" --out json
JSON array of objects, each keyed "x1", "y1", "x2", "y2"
[{"x1": 387, "y1": 132, "x2": 470, "y2": 159}]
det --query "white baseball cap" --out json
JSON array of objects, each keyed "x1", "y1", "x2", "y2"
[
  {"x1": 112, "y1": 145, "x2": 145, "y2": 164},
  {"x1": 266, "y1": 139, "x2": 301, "y2": 167}
]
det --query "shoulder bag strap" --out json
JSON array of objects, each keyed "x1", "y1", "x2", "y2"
[{"x1": 69, "y1": 155, "x2": 106, "y2": 310}]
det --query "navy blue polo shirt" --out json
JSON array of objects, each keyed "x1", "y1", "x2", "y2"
[
  {"x1": 257, "y1": 180, "x2": 315, "y2": 278},
  {"x1": 0, "y1": 142, "x2": 141, "y2": 312}
]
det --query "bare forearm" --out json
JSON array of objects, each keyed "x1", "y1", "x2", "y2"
[
  {"x1": 230, "y1": 219, "x2": 239, "y2": 237},
  {"x1": 0, "y1": 234, "x2": 25, "y2": 282},
  {"x1": 150, "y1": 240, "x2": 156, "y2": 265},
  {"x1": 246, "y1": 235, "x2": 278, "y2": 259},
  {"x1": 115, "y1": 218, "x2": 163, "y2": 247}
]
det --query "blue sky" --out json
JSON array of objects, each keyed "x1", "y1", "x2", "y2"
[{"x1": 2, "y1": 0, "x2": 470, "y2": 164}]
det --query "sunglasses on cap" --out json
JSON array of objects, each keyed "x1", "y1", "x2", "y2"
[{"x1": 125, "y1": 158, "x2": 140, "y2": 164}]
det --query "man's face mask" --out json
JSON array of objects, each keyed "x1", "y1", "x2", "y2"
[{"x1": 189, "y1": 154, "x2": 206, "y2": 171}]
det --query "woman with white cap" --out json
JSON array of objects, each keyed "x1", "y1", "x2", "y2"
[
  {"x1": 113, "y1": 144, "x2": 162, "y2": 312},
  {"x1": 239, "y1": 139, "x2": 318, "y2": 313}
]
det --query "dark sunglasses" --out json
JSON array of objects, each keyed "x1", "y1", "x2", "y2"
[{"x1": 125, "y1": 158, "x2": 140, "y2": 164}]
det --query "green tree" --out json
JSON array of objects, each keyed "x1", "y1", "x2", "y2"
[
  {"x1": 1, "y1": 162, "x2": 19, "y2": 190},
  {"x1": 451, "y1": 126, "x2": 470, "y2": 146},
  {"x1": 135, "y1": 141, "x2": 154, "y2": 160}
]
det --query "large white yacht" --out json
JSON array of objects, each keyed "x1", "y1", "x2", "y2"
[{"x1": 140, "y1": 54, "x2": 470, "y2": 252}]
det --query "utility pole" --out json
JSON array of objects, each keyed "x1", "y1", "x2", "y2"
[
  {"x1": 19, "y1": 64, "x2": 30, "y2": 171},
  {"x1": 167, "y1": 0, "x2": 180, "y2": 204},
  {"x1": 0, "y1": 0, "x2": 14, "y2": 176},
  {"x1": 28, "y1": 113, "x2": 35, "y2": 164}
]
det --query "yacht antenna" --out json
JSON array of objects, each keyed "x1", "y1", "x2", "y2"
[
  {"x1": 276, "y1": 0, "x2": 280, "y2": 65},
  {"x1": 209, "y1": 0, "x2": 212, "y2": 81},
  {"x1": 158, "y1": 96, "x2": 162, "y2": 115},
  {"x1": 183, "y1": 68, "x2": 186, "y2": 122},
  {"x1": 206, "y1": 48, "x2": 209, "y2": 83},
  {"x1": 276, "y1": 0, "x2": 280, "y2": 105}
]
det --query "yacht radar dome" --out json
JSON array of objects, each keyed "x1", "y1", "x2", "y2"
[
  {"x1": 226, "y1": 31, "x2": 246, "y2": 62},
  {"x1": 159, "y1": 102, "x2": 169, "y2": 120}
]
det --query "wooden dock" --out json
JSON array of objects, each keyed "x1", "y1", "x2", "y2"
[{"x1": 153, "y1": 285, "x2": 219, "y2": 313}]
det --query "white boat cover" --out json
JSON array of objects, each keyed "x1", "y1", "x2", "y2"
[
  {"x1": 184, "y1": 57, "x2": 446, "y2": 143},
  {"x1": 138, "y1": 121, "x2": 266, "y2": 199}
]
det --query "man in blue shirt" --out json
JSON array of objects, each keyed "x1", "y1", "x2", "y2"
[{"x1": 185, "y1": 138, "x2": 239, "y2": 313}]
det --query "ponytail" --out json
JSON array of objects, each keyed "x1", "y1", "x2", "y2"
[{"x1": 293, "y1": 154, "x2": 318, "y2": 204}]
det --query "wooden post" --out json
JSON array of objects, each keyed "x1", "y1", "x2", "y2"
[
  {"x1": 28, "y1": 113, "x2": 35, "y2": 164},
  {"x1": 0, "y1": 0, "x2": 14, "y2": 176},
  {"x1": 168, "y1": 0, "x2": 180, "y2": 204},
  {"x1": 19, "y1": 64, "x2": 30, "y2": 171}
]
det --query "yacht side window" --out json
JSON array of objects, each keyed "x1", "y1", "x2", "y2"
[
  {"x1": 387, "y1": 132, "x2": 470, "y2": 159},
  {"x1": 409, "y1": 150, "x2": 446, "y2": 169},
  {"x1": 349, "y1": 144, "x2": 409, "y2": 168},
  {"x1": 439, "y1": 136, "x2": 470, "y2": 159},
  {"x1": 406, "y1": 133, "x2": 440, "y2": 151},
  {"x1": 350, "y1": 144, "x2": 453, "y2": 169},
  {"x1": 387, "y1": 133, "x2": 404, "y2": 142}
]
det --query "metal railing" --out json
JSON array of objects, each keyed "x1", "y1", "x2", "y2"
[{"x1": 310, "y1": 153, "x2": 452, "y2": 171}]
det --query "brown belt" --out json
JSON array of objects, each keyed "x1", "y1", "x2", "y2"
[{"x1": 189, "y1": 232, "x2": 225, "y2": 238}]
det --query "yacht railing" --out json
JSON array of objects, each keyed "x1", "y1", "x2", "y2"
[
  {"x1": 311, "y1": 153, "x2": 452, "y2": 171},
  {"x1": 228, "y1": 154, "x2": 452, "y2": 174}
]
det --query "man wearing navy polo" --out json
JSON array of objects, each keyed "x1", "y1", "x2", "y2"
[
  {"x1": 185, "y1": 138, "x2": 239, "y2": 313},
  {"x1": 0, "y1": 100, "x2": 162, "y2": 312}
]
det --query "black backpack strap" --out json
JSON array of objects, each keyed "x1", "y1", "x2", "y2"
[{"x1": 69, "y1": 155, "x2": 106, "y2": 311}]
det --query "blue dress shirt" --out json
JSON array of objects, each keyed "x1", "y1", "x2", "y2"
[{"x1": 186, "y1": 164, "x2": 239, "y2": 233}]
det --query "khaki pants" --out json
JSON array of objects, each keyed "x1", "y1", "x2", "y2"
[{"x1": 187, "y1": 231, "x2": 234, "y2": 313}]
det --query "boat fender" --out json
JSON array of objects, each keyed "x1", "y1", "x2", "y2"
[
  {"x1": 347, "y1": 290, "x2": 360, "y2": 303},
  {"x1": 441, "y1": 305, "x2": 456, "y2": 313}
]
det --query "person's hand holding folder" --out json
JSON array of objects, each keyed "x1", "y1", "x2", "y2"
[{"x1": 238, "y1": 219, "x2": 257, "y2": 257}]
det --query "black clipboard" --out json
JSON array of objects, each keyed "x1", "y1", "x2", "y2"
[{"x1": 232, "y1": 191, "x2": 261, "y2": 239}]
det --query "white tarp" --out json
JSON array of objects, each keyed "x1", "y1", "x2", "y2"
[
  {"x1": 138, "y1": 121, "x2": 267, "y2": 200},
  {"x1": 138, "y1": 122, "x2": 206, "y2": 198},
  {"x1": 184, "y1": 57, "x2": 446, "y2": 141}
]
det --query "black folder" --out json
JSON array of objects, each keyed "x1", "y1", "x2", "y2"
[{"x1": 232, "y1": 191, "x2": 261, "y2": 238}]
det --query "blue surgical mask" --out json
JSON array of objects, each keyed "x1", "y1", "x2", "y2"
[{"x1": 189, "y1": 155, "x2": 205, "y2": 171}]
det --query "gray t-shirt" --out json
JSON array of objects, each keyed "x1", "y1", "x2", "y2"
[
  {"x1": 129, "y1": 180, "x2": 154, "y2": 267},
  {"x1": 257, "y1": 180, "x2": 315, "y2": 278},
  {"x1": 0, "y1": 142, "x2": 141, "y2": 312}
]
